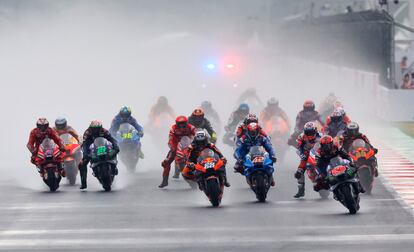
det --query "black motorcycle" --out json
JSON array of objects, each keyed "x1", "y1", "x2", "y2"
[{"x1": 89, "y1": 137, "x2": 118, "y2": 191}]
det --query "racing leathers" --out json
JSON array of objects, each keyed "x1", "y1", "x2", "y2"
[
  {"x1": 188, "y1": 116, "x2": 217, "y2": 143},
  {"x1": 53, "y1": 125, "x2": 80, "y2": 142},
  {"x1": 78, "y1": 128, "x2": 119, "y2": 189},
  {"x1": 323, "y1": 115, "x2": 351, "y2": 137},
  {"x1": 288, "y1": 110, "x2": 323, "y2": 146},
  {"x1": 159, "y1": 124, "x2": 196, "y2": 187},
  {"x1": 27, "y1": 127, "x2": 65, "y2": 164}
]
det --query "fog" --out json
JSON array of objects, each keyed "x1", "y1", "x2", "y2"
[{"x1": 0, "y1": 0, "x2": 382, "y2": 186}]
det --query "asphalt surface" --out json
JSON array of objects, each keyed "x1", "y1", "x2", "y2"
[{"x1": 1, "y1": 146, "x2": 414, "y2": 252}]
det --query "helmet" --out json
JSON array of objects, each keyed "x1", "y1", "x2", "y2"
[
  {"x1": 157, "y1": 96, "x2": 168, "y2": 106},
  {"x1": 267, "y1": 97, "x2": 279, "y2": 107},
  {"x1": 303, "y1": 100, "x2": 315, "y2": 112},
  {"x1": 246, "y1": 88, "x2": 257, "y2": 95},
  {"x1": 346, "y1": 122, "x2": 359, "y2": 137},
  {"x1": 194, "y1": 130, "x2": 208, "y2": 145},
  {"x1": 192, "y1": 108, "x2": 204, "y2": 117},
  {"x1": 243, "y1": 113, "x2": 258, "y2": 125},
  {"x1": 247, "y1": 122, "x2": 260, "y2": 139},
  {"x1": 119, "y1": 106, "x2": 132, "y2": 120},
  {"x1": 55, "y1": 117, "x2": 67, "y2": 130},
  {"x1": 36, "y1": 118, "x2": 49, "y2": 132},
  {"x1": 320, "y1": 135, "x2": 334, "y2": 153},
  {"x1": 201, "y1": 101, "x2": 212, "y2": 110},
  {"x1": 238, "y1": 103, "x2": 250, "y2": 116},
  {"x1": 175, "y1": 115, "x2": 188, "y2": 129},
  {"x1": 303, "y1": 121, "x2": 317, "y2": 137},
  {"x1": 89, "y1": 120, "x2": 103, "y2": 135},
  {"x1": 330, "y1": 109, "x2": 343, "y2": 123}
]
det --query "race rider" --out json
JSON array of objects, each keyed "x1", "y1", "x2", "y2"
[
  {"x1": 109, "y1": 106, "x2": 144, "y2": 158},
  {"x1": 314, "y1": 135, "x2": 355, "y2": 191},
  {"x1": 201, "y1": 101, "x2": 221, "y2": 129},
  {"x1": 78, "y1": 120, "x2": 120, "y2": 190},
  {"x1": 159, "y1": 116, "x2": 196, "y2": 188},
  {"x1": 182, "y1": 130, "x2": 230, "y2": 187},
  {"x1": 223, "y1": 103, "x2": 250, "y2": 146},
  {"x1": 339, "y1": 122, "x2": 378, "y2": 177},
  {"x1": 188, "y1": 108, "x2": 217, "y2": 143},
  {"x1": 288, "y1": 100, "x2": 324, "y2": 146},
  {"x1": 293, "y1": 122, "x2": 322, "y2": 198},
  {"x1": 148, "y1": 96, "x2": 176, "y2": 123},
  {"x1": 323, "y1": 107, "x2": 350, "y2": 137},
  {"x1": 234, "y1": 122, "x2": 277, "y2": 186},
  {"x1": 27, "y1": 118, "x2": 66, "y2": 175},
  {"x1": 236, "y1": 88, "x2": 264, "y2": 108},
  {"x1": 259, "y1": 97, "x2": 290, "y2": 129},
  {"x1": 236, "y1": 113, "x2": 268, "y2": 140},
  {"x1": 53, "y1": 117, "x2": 80, "y2": 142}
]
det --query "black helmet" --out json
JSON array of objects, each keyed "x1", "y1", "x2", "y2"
[
  {"x1": 320, "y1": 135, "x2": 334, "y2": 153},
  {"x1": 89, "y1": 120, "x2": 103, "y2": 135},
  {"x1": 194, "y1": 130, "x2": 208, "y2": 145},
  {"x1": 55, "y1": 117, "x2": 67, "y2": 130},
  {"x1": 303, "y1": 100, "x2": 315, "y2": 112},
  {"x1": 346, "y1": 122, "x2": 359, "y2": 137}
]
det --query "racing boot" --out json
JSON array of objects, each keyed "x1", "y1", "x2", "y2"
[
  {"x1": 138, "y1": 149, "x2": 145, "y2": 159},
  {"x1": 79, "y1": 162, "x2": 87, "y2": 190},
  {"x1": 172, "y1": 165, "x2": 180, "y2": 179},
  {"x1": 222, "y1": 174, "x2": 231, "y2": 187},
  {"x1": 158, "y1": 176, "x2": 168, "y2": 188},
  {"x1": 270, "y1": 175, "x2": 275, "y2": 187},
  {"x1": 294, "y1": 184, "x2": 305, "y2": 198},
  {"x1": 112, "y1": 165, "x2": 119, "y2": 175},
  {"x1": 58, "y1": 163, "x2": 66, "y2": 177},
  {"x1": 233, "y1": 160, "x2": 244, "y2": 174}
]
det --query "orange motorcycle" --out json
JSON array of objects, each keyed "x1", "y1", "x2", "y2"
[{"x1": 348, "y1": 139, "x2": 376, "y2": 194}]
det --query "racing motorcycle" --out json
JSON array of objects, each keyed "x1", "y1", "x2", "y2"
[
  {"x1": 35, "y1": 138, "x2": 64, "y2": 191},
  {"x1": 263, "y1": 116, "x2": 290, "y2": 162},
  {"x1": 60, "y1": 133, "x2": 82, "y2": 185},
  {"x1": 243, "y1": 146, "x2": 275, "y2": 202},
  {"x1": 302, "y1": 142, "x2": 330, "y2": 199},
  {"x1": 89, "y1": 137, "x2": 118, "y2": 192},
  {"x1": 194, "y1": 149, "x2": 226, "y2": 207},
  {"x1": 116, "y1": 123, "x2": 142, "y2": 173},
  {"x1": 326, "y1": 157, "x2": 361, "y2": 214},
  {"x1": 349, "y1": 139, "x2": 377, "y2": 194}
]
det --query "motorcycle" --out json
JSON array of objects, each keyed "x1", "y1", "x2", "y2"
[
  {"x1": 116, "y1": 123, "x2": 142, "y2": 173},
  {"x1": 89, "y1": 137, "x2": 118, "y2": 192},
  {"x1": 302, "y1": 142, "x2": 330, "y2": 199},
  {"x1": 35, "y1": 138, "x2": 64, "y2": 191},
  {"x1": 243, "y1": 146, "x2": 275, "y2": 202},
  {"x1": 194, "y1": 149, "x2": 226, "y2": 207},
  {"x1": 326, "y1": 157, "x2": 361, "y2": 214},
  {"x1": 60, "y1": 133, "x2": 82, "y2": 185},
  {"x1": 263, "y1": 116, "x2": 290, "y2": 162},
  {"x1": 349, "y1": 139, "x2": 376, "y2": 194}
]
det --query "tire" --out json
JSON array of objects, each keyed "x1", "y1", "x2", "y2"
[
  {"x1": 206, "y1": 179, "x2": 221, "y2": 207},
  {"x1": 340, "y1": 184, "x2": 358, "y2": 214},
  {"x1": 99, "y1": 164, "x2": 113, "y2": 192},
  {"x1": 358, "y1": 167, "x2": 373, "y2": 195},
  {"x1": 319, "y1": 189, "x2": 330, "y2": 199},
  {"x1": 47, "y1": 169, "x2": 58, "y2": 192},
  {"x1": 254, "y1": 174, "x2": 268, "y2": 202}
]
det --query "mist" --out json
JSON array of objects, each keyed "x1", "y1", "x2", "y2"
[{"x1": 0, "y1": 0, "x2": 382, "y2": 185}]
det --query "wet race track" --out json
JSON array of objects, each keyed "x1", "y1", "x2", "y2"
[{"x1": 1, "y1": 147, "x2": 413, "y2": 252}]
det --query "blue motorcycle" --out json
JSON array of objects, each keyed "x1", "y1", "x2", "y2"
[
  {"x1": 243, "y1": 146, "x2": 275, "y2": 202},
  {"x1": 116, "y1": 123, "x2": 142, "y2": 173}
]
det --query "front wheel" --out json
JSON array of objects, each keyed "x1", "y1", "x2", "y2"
[
  {"x1": 337, "y1": 183, "x2": 359, "y2": 214},
  {"x1": 254, "y1": 174, "x2": 268, "y2": 202},
  {"x1": 45, "y1": 169, "x2": 60, "y2": 192},
  {"x1": 206, "y1": 179, "x2": 222, "y2": 207}
]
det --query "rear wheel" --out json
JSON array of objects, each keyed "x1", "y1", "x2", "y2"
[
  {"x1": 255, "y1": 174, "x2": 268, "y2": 202},
  {"x1": 358, "y1": 167, "x2": 373, "y2": 195},
  {"x1": 206, "y1": 179, "x2": 221, "y2": 207},
  {"x1": 99, "y1": 164, "x2": 113, "y2": 192}
]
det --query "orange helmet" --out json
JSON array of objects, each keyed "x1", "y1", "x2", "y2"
[
  {"x1": 191, "y1": 108, "x2": 204, "y2": 117},
  {"x1": 303, "y1": 100, "x2": 315, "y2": 111}
]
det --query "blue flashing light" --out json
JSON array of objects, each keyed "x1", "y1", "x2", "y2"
[{"x1": 206, "y1": 63, "x2": 216, "y2": 70}]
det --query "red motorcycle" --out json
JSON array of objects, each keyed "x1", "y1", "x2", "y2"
[
  {"x1": 194, "y1": 149, "x2": 226, "y2": 207},
  {"x1": 34, "y1": 138, "x2": 64, "y2": 191},
  {"x1": 263, "y1": 116, "x2": 290, "y2": 162},
  {"x1": 349, "y1": 139, "x2": 377, "y2": 194}
]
